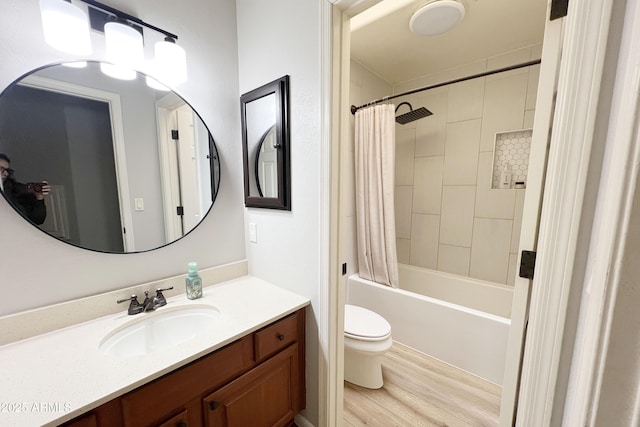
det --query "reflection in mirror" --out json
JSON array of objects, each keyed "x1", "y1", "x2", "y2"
[
  {"x1": 255, "y1": 126, "x2": 278, "y2": 197},
  {"x1": 241, "y1": 75, "x2": 290, "y2": 210},
  {"x1": 246, "y1": 94, "x2": 276, "y2": 198},
  {"x1": 0, "y1": 61, "x2": 220, "y2": 253}
]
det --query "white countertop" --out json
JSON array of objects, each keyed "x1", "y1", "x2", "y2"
[{"x1": 0, "y1": 276, "x2": 310, "y2": 427}]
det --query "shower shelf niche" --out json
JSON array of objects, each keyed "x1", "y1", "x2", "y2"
[{"x1": 491, "y1": 129, "x2": 532, "y2": 189}]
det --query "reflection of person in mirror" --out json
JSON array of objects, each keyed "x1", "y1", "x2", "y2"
[{"x1": 0, "y1": 153, "x2": 50, "y2": 225}]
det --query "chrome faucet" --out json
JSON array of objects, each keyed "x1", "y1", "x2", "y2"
[{"x1": 117, "y1": 287, "x2": 173, "y2": 315}]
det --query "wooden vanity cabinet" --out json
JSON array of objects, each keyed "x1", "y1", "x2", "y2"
[
  {"x1": 61, "y1": 308, "x2": 305, "y2": 427},
  {"x1": 203, "y1": 343, "x2": 301, "y2": 427},
  {"x1": 59, "y1": 399, "x2": 123, "y2": 427}
]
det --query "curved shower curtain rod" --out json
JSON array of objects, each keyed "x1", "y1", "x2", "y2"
[{"x1": 350, "y1": 59, "x2": 542, "y2": 115}]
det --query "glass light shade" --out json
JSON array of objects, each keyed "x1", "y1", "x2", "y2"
[
  {"x1": 153, "y1": 39, "x2": 188, "y2": 86},
  {"x1": 103, "y1": 21, "x2": 144, "y2": 77},
  {"x1": 39, "y1": 0, "x2": 92, "y2": 55},
  {"x1": 100, "y1": 62, "x2": 136, "y2": 80}
]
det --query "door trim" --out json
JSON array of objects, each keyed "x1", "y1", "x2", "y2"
[
  {"x1": 555, "y1": 0, "x2": 640, "y2": 424},
  {"x1": 499, "y1": 9, "x2": 564, "y2": 426},
  {"x1": 516, "y1": 0, "x2": 618, "y2": 425}
]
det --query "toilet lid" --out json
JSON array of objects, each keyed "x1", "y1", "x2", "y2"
[{"x1": 344, "y1": 304, "x2": 391, "y2": 339}]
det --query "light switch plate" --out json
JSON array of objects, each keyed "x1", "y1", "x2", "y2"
[{"x1": 134, "y1": 198, "x2": 144, "y2": 211}]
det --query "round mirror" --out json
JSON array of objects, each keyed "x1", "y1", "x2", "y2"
[{"x1": 0, "y1": 61, "x2": 221, "y2": 253}]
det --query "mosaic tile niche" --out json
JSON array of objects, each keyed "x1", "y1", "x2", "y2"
[{"x1": 491, "y1": 129, "x2": 533, "y2": 189}]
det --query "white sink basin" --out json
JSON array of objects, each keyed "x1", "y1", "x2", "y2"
[{"x1": 99, "y1": 305, "x2": 220, "y2": 357}]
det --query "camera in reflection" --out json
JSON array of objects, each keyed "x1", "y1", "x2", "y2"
[{"x1": 26, "y1": 182, "x2": 45, "y2": 193}]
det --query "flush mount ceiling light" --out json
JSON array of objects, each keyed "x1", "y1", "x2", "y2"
[
  {"x1": 39, "y1": 0, "x2": 92, "y2": 55},
  {"x1": 410, "y1": 0, "x2": 466, "y2": 36}
]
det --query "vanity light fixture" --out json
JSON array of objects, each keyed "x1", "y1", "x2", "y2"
[
  {"x1": 39, "y1": 0, "x2": 92, "y2": 55},
  {"x1": 152, "y1": 37, "x2": 188, "y2": 86},
  {"x1": 39, "y1": 0, "x2": 188, "y2": 86},
  {"x1": 101, "y1": 19, "x2": 144, "y2": 80}
]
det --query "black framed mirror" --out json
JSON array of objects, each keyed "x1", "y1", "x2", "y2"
[
  {"x1": 240, "y1": 75, "x2": 290, "y2": 210},
  {"x1": 0, "y1": 61, "x2": 221, "y2": 253}
]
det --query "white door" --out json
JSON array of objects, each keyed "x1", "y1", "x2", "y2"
[
  {"x1": 257, "y1": 127, "x2": 278, "y2": 197},
  {"x1": 498, "y1": 11, "x2": 565, "y2": 427},
  {"x1": 176, "y1": 105, "x2": 201, "y2": 232}
]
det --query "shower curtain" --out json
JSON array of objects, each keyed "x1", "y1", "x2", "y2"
[{"x1": 355, "y1": 104, "x2": 399, "y2": 288}]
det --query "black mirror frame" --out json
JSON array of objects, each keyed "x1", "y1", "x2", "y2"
[
  {"x1": 0, "y1": 60, "x2": 223, "y2": 254},
  {"x1": 240, "y1": 75, "x2": 290, "y2": 210}
]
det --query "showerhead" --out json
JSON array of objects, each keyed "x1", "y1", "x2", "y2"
[{"x1": 395, "y1": 102, "x2": 433, "y2": 124}]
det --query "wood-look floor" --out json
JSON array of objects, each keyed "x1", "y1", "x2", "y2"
[{"x1": 344, "y1": 343, "x2": 501, "y2": 427}]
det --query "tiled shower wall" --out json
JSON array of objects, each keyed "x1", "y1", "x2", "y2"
[{"x1": 348, "y1": 46, "x2": 542, "y2": 286}]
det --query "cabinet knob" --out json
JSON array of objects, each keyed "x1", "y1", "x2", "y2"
[
  {"x1": 177, "y1": 422, "x2": 187, "y2": 427},
  {"x1": 277, "y1": 333, "x2": 285, "y2": 341},
  {"x1": 209, "y1": 401, "x2": 219, "y2": 411}
]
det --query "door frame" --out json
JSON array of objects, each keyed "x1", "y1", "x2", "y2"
[
  {"x1": 156, "y1": 94, "x2": 188, "y2": 242},
  {"x1": 327, "y1": 0, "x2": 630, "y2": 425},
  {"x1": 18, "y1": 75, "x2": 135, "y2": 251},
  {"x1": 517, "y1": 0, "x2": 640, "y2": 424},
  {"x1": 499, "y1": 10, "x2": 564, "y2": 426}
]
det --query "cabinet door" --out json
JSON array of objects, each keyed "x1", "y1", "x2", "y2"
[
  {"x1": 121, "y1": 337, "x2": 253, "y2": 427},
  {"x1": 203, "y1": 344, "x2": 300, "y2": 427}
]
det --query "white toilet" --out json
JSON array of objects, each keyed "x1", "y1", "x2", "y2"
[{"x1": 343, "y1": 304, "x2": 393, "y2": 389}]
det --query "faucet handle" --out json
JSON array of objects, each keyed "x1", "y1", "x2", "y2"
[
  {"x1": 117, "y1": 295, "x2": 144, "y2": 315},
  {"x1": 155, "y1": 286, "x2": 174, "y2": 307},
  {"x1": 117, "y1": 294, "x2": 137, "y2": 304}
]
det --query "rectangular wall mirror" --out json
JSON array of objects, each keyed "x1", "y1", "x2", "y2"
[{"x1": 240, "y1": 75, "x2": 290, "y2": 210}]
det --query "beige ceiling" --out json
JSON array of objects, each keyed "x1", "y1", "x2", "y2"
[{"x1": 350, "y1": 0, "x2": 548, "y2": 85}]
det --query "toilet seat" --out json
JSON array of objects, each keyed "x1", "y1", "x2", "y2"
[{"x1": 344, "y1": 304, "x2": 391, "y2": 342}]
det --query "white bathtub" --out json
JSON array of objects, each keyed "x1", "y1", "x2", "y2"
[{"x1": 347, "y1": 264, "x2": 513, "y2": 385}]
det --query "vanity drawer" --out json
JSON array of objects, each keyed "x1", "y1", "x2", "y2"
[
  {"x1": 121, "y1": 335, "x2": 253, "y2": 427},
  {"x1": 254, "y1": 312, "x2": 298, "y2": 362}
]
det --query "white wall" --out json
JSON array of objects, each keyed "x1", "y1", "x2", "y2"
[
  {"x1": 0, "y1": 0, "x2": 246, "y2": 315},
  {"x1": 236, "y1": 1, "x2": 324, "y2": 424}
]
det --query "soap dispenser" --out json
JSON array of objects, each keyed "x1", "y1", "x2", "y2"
[{"x1": 185, "y1": 261, "x2": 203, "y2": 300}]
